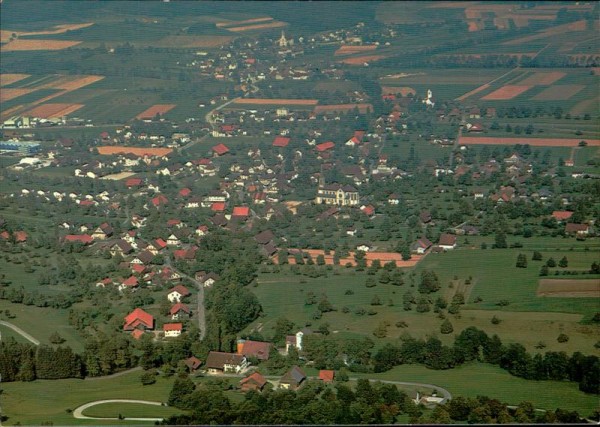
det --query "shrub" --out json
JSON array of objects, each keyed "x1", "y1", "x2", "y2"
[
  {"x1": 141, "y1": 371, "x2": 157, "y2": 385},
  {"x1": 440, "y1": 319, "x2": 453, "y2": 334},
  {"x1": 557, "y1": 333, "x2": 569, "y2": 343},
  {"x1": 491, "y1": 315, "x2": 501, "y2": 325}
]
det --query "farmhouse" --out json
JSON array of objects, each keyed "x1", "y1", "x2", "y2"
[
  {"x1": 237, "y1": 339, "x2": 271, "y2": 361},
  {"x1": 212, "y1": 143, "x2": 230, "y2": 156},
  {"x1": 63, "y1": 234, "x2": 94, "y2": 245},
  {"x1": 170, "y1": 302, "x2": 191, "y2": 320},
  {"x1": 123, "y1": 308, "x2": 154, "y2": 331},
  {"x1": 279, "y1": 366, "x2": 306, "y2": 390},
  {"x1": 240, "y1": 372, "x2": 268, "y2": 392},
  {"x1": 315, "y1": 183, "x2": 359, "y2": 206},
  {"x1": 205, "y1": 351, "x2": 249, "y2": 374},
  {"x1": 437, "y1": 233, "x2": 457, "y2": 250},
  {"x1": 163, "y1": 323, "x2": 183, "y2": 338},
  {"x1": 167, "y1": 284, "x2": 191, "y2": 303},
  {"x1": 412, "y1": 237, "x2": 433, "y2": 254},
  {"x1": 565, "y1": 223, "x2": 589, "y2": 236}
]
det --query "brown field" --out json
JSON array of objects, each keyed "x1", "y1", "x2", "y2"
[
  {"x1": 0, "y1": 88, "x2": 35, "y2": 102},
  {"x1": 537, "y1": 279, "x2": 600, "y2": 298},
  {"x1": 314, "y1": 103, "x2": 373, "y2": 114},
  {"x1": 480, "y1": 85, "x2": 533, "y2": 100},
  {"x1": 50, "y1": 75, "x2": 104, "y2": 91},
  {"x1": 276, "y1": 248, "x2": 424, "y2": 268},
  {"x1": 339, "y1": 55, "x2": 386, "y2": 64},
  {"x1": 456, "y1": 83, "x2": 490, "y2": 101},
  {"x1": 518, "y1": 71, "x2": 566, "y2": 86},
  {"x1": 0, "y1": 74, "x2": 30, "y2": 86},
  {"x1": 22, "y1": 103, "x2": 84, "y2": 119},
  {"x1": 592, "y1": 67, "x2": 600, "y2": 76},
  {"x1": 226, "y1": 21, "x2": 286, "y2": 32},
  {"x1": 97, "y1": 146, "x2": 173, "y2": 157},
  {"x1": 216, "y1": 17, "x2": 273, "y2": 28},
  {"x1": 503, "y1": 20, "x2": 588, "y2": 46},
  {"x1": 426, "y1": 2, "x2": 473, "y2": 8},
  {"x1": 136, "y1": 104, "x2": 176, "y2": 119},
  {"x1": 381, "y1": 86, "x2": 416, "y2": 97},
  {"x1": 233, "y1": 98, "x2": 318, "y2": 106},
  {"x1": 334, "y1": 45, "x2": 377, "y2": 56},
  {"x1": 0, "y1": 23, "x2": 93, "y2": 43},
  {"x1": 155, "y1": 35, "x2": 234, "y2": 48},
  {"x1": 570, "y1": 99, "x2": 598, "y2": 115},
  {"x1": 1, "y1": 39, "x2": 82, "y2": 51},
  {"x1": 531, "y1": 84, "x2": 585, "y2": 101},
  {"x1": 459, "y1": 136, "x2": 600, "y2": 147}
]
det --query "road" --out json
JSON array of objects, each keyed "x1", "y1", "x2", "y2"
[
  {"x1": 72, "y1": 399, "x2": 164, "y2": 422},
  {"x1": 164, "y1": 254, "x2": 206, "y2": 340},
  {"x1": 0, "y1": 321, "x2": 40, "y2": 345},
  {"x1": 84, "y1": 366, "x2": 142, "y2": 381}
]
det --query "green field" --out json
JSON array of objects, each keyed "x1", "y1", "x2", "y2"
[
  {"x1": 0, "y1": 370, "x2": 179, "y2": 425},
  {"x1": 357, "y1": 362, "x2": 600, "y2": 415},
  {"x1": 82, "y1": 402, "x2": 180, "y2": 419}
]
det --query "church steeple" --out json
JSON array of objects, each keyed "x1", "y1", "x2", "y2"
[{"x1": 278, "y1": 30, "x2": 288, "y2": 48}]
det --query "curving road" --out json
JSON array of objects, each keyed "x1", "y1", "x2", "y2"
[
  {"x1": 0, "y1": 320, "x2": 40, "y2": 345},
  {"x1": 72, "y1": 399, "x2": 165, "y2": 422}
]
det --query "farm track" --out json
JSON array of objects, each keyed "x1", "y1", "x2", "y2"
[
  {"x1": 72, "y1": 399, "x2": 164, "y2": 422},
  {"x1": 0, "y1": 320, "x2": 40, "y2": 345}
]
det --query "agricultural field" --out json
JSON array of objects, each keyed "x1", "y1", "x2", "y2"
[
  {"x1": 537, "y1": 278, "x2": 600, "y2": 298},
  {"x1": 458, "y1": 136, "x2": 600, "y2": 147},
  {"x1": 135, "y1": 104, "x2": 177, "y2": 120}
]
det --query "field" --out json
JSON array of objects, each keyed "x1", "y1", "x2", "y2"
[
  {"x1": 459, "y1": 136, "x2": 600, "y2": 147},
  {"x1": 334, "y1": 45, "x2": 377, "y2": 56},
  {"x1": 226, "y1": 22, "x2": 287, "y2": 32},
  {"x1": 314, "y1": 103, "x2": 373, "y2": 114},
  {"x1": 96, "y1": 146, "x2": 173, "y2": 157},
  {"x1": 381, "y1": 86, "x2": 416, "y2": 97},
  {"x1": 0, "y1": 88, "x2": 35, "y2": 102},
  {"x1": 82, "y1": 402, "x2": 181, "y2": 419},
  {"x1": 0, "y1": 370, "x2": 179, "y2": 425},
  {"x1": 0, "y1": 23, "x2": 94, "y2": 43},
  {"x1": 518, "y1": 71, "x2": 566, "y2": 86},
  {"x1": 135, "y1": 104, "x2": 176, "y2": 119},
  {"x1": 153, "y1": 35, "x2": 233, "y2": 48},
  {"x1": 0, "y1": 73, "x2": 30, "y2": 86},
  {"x1": 359, "y1": 362, "x2": 600, "y2": 415},
  {"x1": 22, "y1": 103, "x2": 84, "y2": 118},
  {"x1": 481, "y1": 85, "x2": 533, "y2": 100},
  {"x1": 339, "y1": 55, "x2": 386, "y2": 65},
  {"x1": 537, "y1": 279, "x2": 600, "y2": 298},
  {"x1": 232, "y1": 98, "x2": 318, "y2": 106},
  {"x1": 1, "y1": 39, "x2": 82, "y2": 51},
  {"x1": 278, "y1": 249, "x2": 423, "y2": 268},
  {"x1": 531, "y1": 84, "x2": 585, "y2": 101}
]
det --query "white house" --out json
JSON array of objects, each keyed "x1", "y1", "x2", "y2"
[{"x1": 163, "y1": 323, "x2": 183, "y2": 338}]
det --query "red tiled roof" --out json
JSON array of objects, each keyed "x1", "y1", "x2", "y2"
[
  {"x1": 319, "y1": 369, "x2": 335, "y2": 382},
  {"x1": 179, "y1": 188, "x2": 192, "y2": 197},
  {"x1": 125, "y1": 178, "x2": 142, "y2": 187},
  {"x1": 316, "y1": 141, "x2": 335, "y2": 152},
  {"x1": 64, "y1": 234, "x2": 94, "y2": 244},
  {"x1": 169, "y1": 284, "x2": 190, "y2": 297},
  {"x1": 122, "y1": 276, "x2": 138, "y2": 287},
  {"x1": 273, "y1": 136, "x2": 291, "y2": 147},
  {"x1": 0, "y1": 231, "x2": 9, "y2": 240},
  {"x1": 154, "y1": 238, "x2": 167, "y2": 249},
  {"x1": 565, "y1": 223, "x2": 588, "y2": 233},
  {"x1": 151, "y1": 194, "x2": 168, "y2": 206},
  {"x1": 167, "y1": 219, "x2": 181, "y2": 226},
  {"x1": 240, "y1": 372, "x2": 267, "y2": 387},
  {"x1": 361, "y1": 205, "x2": 375, "y2": 216},
  {"x1": 132, "y1": 264, "x2": 146, "y2": 274},
  {"x1": 232, "y1": 206, "x2": 250, "y2": 217},
  {"x1": 552, "y1": 211, "x2": 573, "y2": 221},
  {"x1": 14, "y1": 231, "x2": 27, "y2": 242},
  {"x1": 163, "y1": 323, "x2": 183, "y2": 332},
  {"x1": 124, "y1": 308, "x2": 154, "y2": 330},
  {"x1": 185, "y1": 356, "x2": 202, "y2": 370},
  {"x1": 438, "y1": 233, "x2": 457, "y2": 246},
  {"x1": 170, "y1": 303, "x2": 190, "y2": 315},
  {"x1": 211, "y1": 202, "x2": 226, "y2": 212},
  {"x1": 131, "y1": 329, "x2": 145, "y2": 340},
  {"x1": 238, "y1": 340, "x2": 271, "y2": 360},
  {"x1": 212, "y1": 143, "x2": 230, "y2": 155}
]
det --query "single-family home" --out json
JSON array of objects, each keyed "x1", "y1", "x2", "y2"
[
  {"x1": 184, "y1": 356, "x2": 202, "y2": 372},
  {"x1": 438, "y1": 233, "x2": 457, "y2": 250},
  {"x1": 163, "y1": 323, "x2": 183, "y2": 338},
  {"x1": 412, "y1": 237, "x2": 433, "y2": 254},
  {"x1": 167, "y1": 284, "x2": 191, "y2": 303},
  {"x1": 319, "y1": 370, "x2": 335, "y2": 383},
  {"x1": 237, "y1": 339, "x2": 271, "y2": 361},
  {"x1": 205, "y1": 351, "x2": 248, "y2": 374},
  {"x1": 240, "y1": 372, "x2": 268, "y2": 392},
  {"x1": 279, "y1": 366, "x2": 306, "y2": 390},
  {"x1": 123, "y1": 308, "x2": 154, "y2": 331},
  {"x1": 170, "y1": 303, "x2": 191, "y2": 320}
]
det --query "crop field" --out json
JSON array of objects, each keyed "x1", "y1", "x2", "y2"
[
  {"x1": 518, "y1": 71, "x2": 566, "y2": 86},
  {"x1": 537, "y1": 279, "x2": 600, "y2": 298},
  {"x1": 135, "y1": 104, "x2": 176, "y2": 119},
  {"x1": 339, "y1": 55, "x2": 386, "y2": 65},
  {"x1": 314, "y1": 103, "x2": 373, "y2": 114},
  {"x1": 96, "y1": 146, "x2": 173, "y2": 157},
  {"x1": 334, "y1": 45, "x2": 377, "y2": 56},
  {"x1": 153, "y1": 35, "x2": 233, "y2": 48},
  {"x1": 531, "y1": 84, "x2": 585, "y2": 101},
  {"x1": 502, "y1": 20, "x2": 590, "y2": 46},
  {"x1": 0, "y1": 39, "x2": 82, "y2": 51},
  {"x1": 381, "y1": 86, "x2": 416, "y2": 97},
  {"x1": 480, "y1": 85, "x2": 533, "y2": 100},
  {"x1": 459, "y1": 136, "x2": 600, "y2": 147},
  {"x1": 277, "y1": 249, "x2": 424, "y2": 268},
  {"x1": 1, "y1": 370, "x2": 179, "y2": 425},
  {"x1": 0, "y1": 23, "x2": 94, "y2": 43},
  {"x1": 0, "y1": 88, "x2": 35, "y2": 102},
  {"x1": 22, "y1": 103, "x2": 84, "y2": 118},
  {"x1": 360, "y1": 363, "x2": 600, "y2": 415},
  {"x1": 0, "y1": 73, "x2": 30, "y2": 86},
  {"x1": 232, "y1": 98, "x2": 318, "y2": 106}
]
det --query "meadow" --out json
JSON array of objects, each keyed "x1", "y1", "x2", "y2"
[{"x1": 81, "y1": 402, "x2": 180, "y2": 419}]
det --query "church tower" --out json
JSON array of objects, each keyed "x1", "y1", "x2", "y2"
[{"x1": 278, "y1": 30, "x2": 288, "y2": 48}]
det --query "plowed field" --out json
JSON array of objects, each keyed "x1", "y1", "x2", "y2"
[
  {"x1": 1, "y1": 39, "x2": 81, "y2": 51},
  {"x1": 0, "y1": 74, "x2": 30, "y2": 86},
  {"x1": 537, "y1": 279, "x2": 600, "y2": 297},
  {"x1": 517, "y1": 71, "x2": 566, "y2": 86},
  {"x1": 22, "y1": 103, "x2": 84, "y2": 119},
  {"x1": 233, "y1": 98, "x2": 318, "y2": 105},
  {"x1": 0, "y1": 88, "x2": 35, "y2": 102},
  {"x1": 531, "y1": 84, "x2": 585, "y2": 100},
  {"x1": 136, "y1": 104, "x2": 176, "y2": 119},
  {"x1": 459, "y1": 136, "x2": 600, "y2": 147},
  {"x1": 97, "y1": 146, "x2": 173, "y2": 157},
  {"x1": 481, "y1": 85, "x2": 532, "y2": 100}
]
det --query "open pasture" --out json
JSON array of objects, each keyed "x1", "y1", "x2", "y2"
[
  {"x1": 537, "y1": 279, "x2": 600, "y2": 298},
  {"x1": 22, "y1": 103, "x2": 84, "y2": 119},
  {"x1": 503, "y1": 20, "x2": 589, "y2": 46},
  {"x1": 135, "y1": 104, "x2": 176, "y2": 119},
  {"x1": 459, "y1": 136, "x2": 600, "y2": 147}
]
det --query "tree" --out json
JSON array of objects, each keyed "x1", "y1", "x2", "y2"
[
  {"x1": 365, "y1": 277, "x2": 377, "y2": 288},
  {"x1": 370, "y1": 295, "x2": 381, "y2": 306},
  {"x1": 532, "y1": 251, "x2": 542, "y2": 261},
  {"x1": 558, "y1": 256, "x2": 568, "y2": 268},
  {"x1": 49, "y1": 332, "x2": 65, "y2": 344},
  {"x1": 440, "y1": 319, "x2": 454, "y2": 334},
  {"x1": 539, "y1": 265, "x2": 549, "y2": 276},
  {"x1": 494, "y1": 232, "x2": 507, "y2": 249},
  {"x1": 515, "y1": 253, "x2": 527, "y2": 268},
  {"x1": 546, "y1": 257, "x2": 556, "y2": 268},
  {"x1": 168, "y1": 375, "x2": 196, "y2": 409},
  {"x1": 557, "y1": 333, "x2": 569, "y2": 343}
]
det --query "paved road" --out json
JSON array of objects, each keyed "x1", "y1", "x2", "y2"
[
  {"x1": 179, "y1": 98, "x2": 238, "y2": 153},
  {"x1": 72, "y1": 399, "x2": 164, "y2": 422},
  {"x1": 0, "y1": 320, "x2": 40, "y2": 345}
]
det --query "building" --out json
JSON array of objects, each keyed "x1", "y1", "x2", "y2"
[
  {"x1": 240, "y1": 372, "x2": 268, "y2": 392},
  {"x1": 205, "y1": 351, "x2": 248, "y2": 374},
  {"x1": 123, "y1": 308, "x2": 154, "y2": 331},
  {"x1": 237, "y1": 339, "x2": 271, "y2": 361},
  {"x1": 315, "y1": 183, "x2": 359, "y2": 206},
  {"x1": 279, "y1": 365, "x2": 306, "y2": 390},
  {"x1": 0, "y1": 140, "x2": 41, "y2": 154},
  {"x1": 163, "y1": 323, "x2": 183, "y2": 338}
]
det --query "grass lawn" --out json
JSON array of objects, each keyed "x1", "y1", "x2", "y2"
[
  {"x1": 1, "y1": 370, "x2": 179, "y2": 426},
  {"x1": 82, "y1": 402, "x2": 180, "y2": 419},
  {"x1": 356, "y1": 362, "x2": 599, "y2": 416}
]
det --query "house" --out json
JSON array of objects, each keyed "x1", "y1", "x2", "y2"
[
  {"x1": 387, "y1": 193, "x2": 400, "y2": 205},
  {"x1": 198, "y1": 272, "x2": 220, "y2": 288},
  {"x1": 315, "y1": 183, "x2": 359, "y2": 206},
  {"x1": 166, "y1": 234, "x2": 181, "y2": 246},
  {"x1": 13, "y1": 231, "x2": 28, "y2": 242},
  {"x1": 273, "y1": 136, "x2": 290, "y2": 147},
  {"x1": 64, "y1": 234, "x2": 94, "y2": 245},
  {"x1": 184, "y1": 356, "x2": 202, "y2": 372},
  {"x1": 205, "y1": 351, "x2": 248, "y2": 374},
  {"x1": 237, "y1": 339, "x2": 271, "y2": 361},
  {"x1": 316, "y1": 141, "x2": 335, "y2": 152},
  {"x1": 167, "y1": 284, "x2": 191, "y2": 303},
  {"x1": 125, "y1": 178, "x2": 143, "y2": 188},
  {"x1": 211, "y1": 202, "x2": 226, "y2": 212},
  {"x1": 361, "y1": 205, "x2": 375, "y2": 218},
  {"x1": 120, "y1": 276, "x2": 139, "y2": 290},
  {"x1": 151, "y1": 194, "x2": 169, "y2": 208},
  {"x1": 240, "y1": 372, "x2": 268, "y2": 392},
  {"x1": 131, "y1": 329, "x2": 145, "y2": 340},
  {"x1": 170, "y1": 303, "x2": 191, "y2": 320},
  {"x1": 196, "y1": 225, "x2": 209, "y2": 236},
  {"x1": 438, "y1": 233, "x2": 457, "y2": 250},
  {"x1": 346, "y1": 226, "x2": 358, "y2": 237},
  {"x1": 123, "y1": 308, "x2": 154, "y2": 331},
  {"x1": 136, "y1": 250, "x2": 155, "y2": 265},
  {"x1": 110, "y1": 240, "x2": 134, "y2": 257},
  {"x1": 552, "y1": 211, "x2": 573, "y2": 222},
  {"x1": 174, "y1": 247, "x2": 197, "y2": 261},
  {"x1": 92, "y1": 222, "x2": 114, "y2": 240},
  {"x1": 279, "y1": 366, "x2": 306, "y2": 390},
  {"x1": 254, "y1": 230, "x2": 275, "y2": 246},
  {"x1": 163, "y1": 323, "x2": 183, "y2": 338},
  {"x1": 285, "y1": 329, "x2": 311, "y2": 352},
  {"x1": 179, "y1": 187, "x2": 192, "y2": 198},
  {"x1": 212, "y1": 143, "x2": 230, "y2": 156},
  {"x1": 232, "y1": 206, "x2": 250, "y2": 219},
  {"x1": 419, "y1": 211, "x2": 432, "y2": 224},
  {"x1": 412, "y1": 237, "x2": 433, "y2": 254},
  {"x1": 319, "y1": 370, "x2": 335, "y2": 383},
  {"x1": 565, "y1": 223, "x2": 589, "y2": 236}
]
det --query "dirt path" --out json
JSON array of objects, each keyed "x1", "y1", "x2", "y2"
[
  {"x1": 0, "y1": 320, "x2": 40, "y2": 345},
  {"x1": 72, "y1": 399, "x2": 164, "y2": 422},
  {"x1": 84, "y1": 366, "x2": 142, "y2": 381}
]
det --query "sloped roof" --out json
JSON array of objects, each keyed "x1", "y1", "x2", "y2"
[
  {"x1": 240, "y1": 372, "x2": 267, "y2": 388},
  {"x1": 163, "y1": 323, "x2": 183, "y2": 332},
  {"x1": 239, "y1": 340, "x2": 271, "y2": 360},
  {"x1": 168, "y1": 284, "x2": 190, "y2": 297},
  {"x1": 438, "y1": 233, "x2": 457, "y2": 246},
  {"x1": 170, "y1": 303, "x2": 190, "y2": 315},
  {"x1": 212, "y1": 143, "x2": 230, "y2": 155},
  {"x1": 319, "y1": 370, "x2": 335, "y2": 382},
  {"x1": 124, "y1": 308, "x2": 153, "y2": 330},
  {"x1": 273, "y1": 136, "x2": 291, "y2": 147},
  {"x1": 254, "y1": 230, "x2": 275, "y2": 245},
  {"x1": 280, "y1": 365, "x2": 306, "y2": 385},
  {"x1": 205, "y1": 351, "x2": 245, "y2": 370}
]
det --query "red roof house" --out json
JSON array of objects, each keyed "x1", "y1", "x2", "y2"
[
  {"x1": 273, "y1": 136, "x2": 291, "y2": 147},
  {"x1": 123, "y1": 308, "x2": 154, "y2": 331},
  {"x1": 151, "y1": 194, "x2": 169, "y2": 207},
  {"x1": 64, "y1": 234, "x2": 94, "y2": 245},
  {"x1": 179, "y1": 187, "x2": 192, "y2": 197},
  {"x1": 237, "y1": 339, "x2": 271, "y2": 360},
  {"x1": 212, "y1": 143, "x2": 230, "y2": 156},
  {"x1": 184, "y1": 356, "x2": 202, "y2": 371},
  {"x1": 552, "y1": 211, "x2": 573, "y2": 221},
  {"x1": 319, "y1": 369, "x2": 335, "y2": 382},
  {"x1": 232, "y1": 206, "x2": 250, "y2": 218},
  {"x1": 125, "y1": 178, "x2": 143, "y2": 188},
  {"x1": 316, "y1": 141, "x2": 335, "y2": 152},
  {"x1": 163, "y1": 323, "x2": 183, "y2": 337},
  {"x1": 131, "y1": 329, "x2": 145, "y2": 340},
  {"x1": 122, "y1": 276, "x2": 139, "y2": 288},
  {"x1": 240, "y1": 372, "x2": 268, "y2": 392},
  {"x1": 211, "y1": 202, "x2": 226, "y2": 212},
  {"x1": 14, "y1": 231, "x2": 28, "y2": 243}
]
